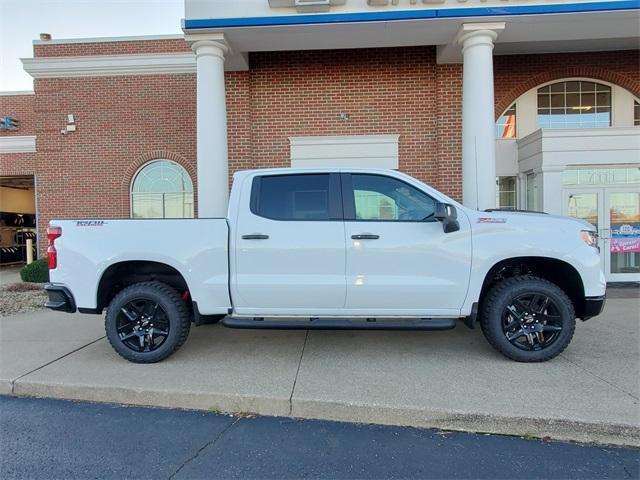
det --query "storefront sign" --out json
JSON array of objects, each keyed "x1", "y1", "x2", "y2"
[
  {"x1": 611, "y1": 223, "x2": 640, "y2": 253},
  {"x1": 269, "y1": 0, "x2": 536, "y2": 12}
]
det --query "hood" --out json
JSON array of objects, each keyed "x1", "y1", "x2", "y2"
[{"x1": 464, "y1": 209, "x2": 597, "y2": 232}]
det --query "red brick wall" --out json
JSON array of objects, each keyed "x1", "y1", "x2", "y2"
[
  {"x1": 2, "y1": 39, "x2": 638, "y2": 253},
  {"x1": 33, "y1": 38, "x2": 190, "y2": 57},
  {"x1": 244, "y1": 48, "x2": 440, "y2": 188},
  {"x1": 31, "y1": 74, "x2": 197, "y2": 250},
  {"x1": 494, "y1": 50, "x2": 640, "y2": 117},
  {"x1": 0, "y1": 94, "x2": 36, "y2": 136}
]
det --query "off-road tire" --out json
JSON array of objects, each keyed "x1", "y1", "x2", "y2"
[
  {"x1": 480, "y1": 276, "x2": 576, "y2": 362},
  {"x1": 105, "y1": 281, "x2": 190, "y2": 363}
]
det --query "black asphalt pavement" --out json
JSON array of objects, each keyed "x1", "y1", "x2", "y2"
[{"x1": 1, "y1": 396, "x2": 638, "y2": 479}]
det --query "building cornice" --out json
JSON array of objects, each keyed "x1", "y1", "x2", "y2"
[
  {"x1": 32, "y1": 34, "x2": 184, "y2": 45},
  {"x1": 21, "y1": 53, "x2": 197, "y2": 79},
  {"x1": 0, "y1": 136, "x2": 36, "y2": 153},
  {"x1": 0, "y1": 91, "x2": 35, "y2": 96}
]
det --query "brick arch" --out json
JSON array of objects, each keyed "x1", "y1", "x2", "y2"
[
  {"x1": 495, "y1": 67, "x2": 640, "y2": 119},
  {"x1": 122, "y1": 150, "x2": 197, "y2": 190}
]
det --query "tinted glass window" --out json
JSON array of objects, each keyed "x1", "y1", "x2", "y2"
[
  {"x1": 350, "y1": 174, "x2": 436, "y2": 221},
  {"x1": 254, "y1": 174, "x2": 332, "y2": 220}
]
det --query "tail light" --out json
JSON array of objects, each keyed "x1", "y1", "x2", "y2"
[{"x1": 47, "y1": 226, "x2": 62, "y2": 269}]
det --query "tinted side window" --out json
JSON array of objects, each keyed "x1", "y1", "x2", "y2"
[
  {"x1": 253, "y1": 174, "x2": 337, "y2": 221},
  {"x1": 350, "y1": 174, "x2": 436, "y2": 221}
]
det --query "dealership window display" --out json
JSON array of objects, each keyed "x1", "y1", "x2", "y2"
[{"x1": 131, "y1": 160, "x2": 194, "y2": 219}]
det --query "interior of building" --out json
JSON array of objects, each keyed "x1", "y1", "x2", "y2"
[{"x1": 0, "y1": 176, "x2": 37, "y2": 265}]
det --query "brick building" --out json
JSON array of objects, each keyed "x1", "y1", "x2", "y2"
[{"x1": 0, "y1": 0, "x2": 639, "y2": 282}]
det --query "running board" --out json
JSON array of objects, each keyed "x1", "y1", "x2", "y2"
[{"x1": 222, "y1": 317, "x2": 457, "y2": 331}]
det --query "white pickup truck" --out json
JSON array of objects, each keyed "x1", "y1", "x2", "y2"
[{"x1": 45, "y1": 168, "x2": 606, "y2": 363}]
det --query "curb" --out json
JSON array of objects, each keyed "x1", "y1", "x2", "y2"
[{"x1": 10, "y1": 380, "x2": 640, "y2": 448}]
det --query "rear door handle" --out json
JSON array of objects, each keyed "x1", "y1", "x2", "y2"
[
  {"x1": 241, "y1": 234, "x2": 269, "y2": 240},
  {"x1": 351, "y1": 234, "x2": 380, "y2": 240}
]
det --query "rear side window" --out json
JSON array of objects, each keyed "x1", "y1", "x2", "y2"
[{"x1": 251, "y1": 174, "x2": 341, "y2": 221}]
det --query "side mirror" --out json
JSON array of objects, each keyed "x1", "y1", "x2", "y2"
[{"x1": 434, "y1": 202, "x2": 460, "y2": 233}]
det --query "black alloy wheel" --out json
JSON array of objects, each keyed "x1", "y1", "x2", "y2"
[
  {"x1": 105, "y1": 281, "x2": 191, "y2": 363},
  {"x1": 116, "y1": 298, "x2": 171, "y2": 353},
  {"x1": 501, "y1": 293, "x2": 564, "y2": 351},
  {"x1": 480, "y1": 276, "x2": 576, "y2": 362}
]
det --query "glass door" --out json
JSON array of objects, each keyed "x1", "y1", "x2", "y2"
[
  {"x1": 605, "y1": 189, "x2": 640, "y2": 282},
  {"x1": 564, "y1": 188, "x2": 605, "y2": 273}
]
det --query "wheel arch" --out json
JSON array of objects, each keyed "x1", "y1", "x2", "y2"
[
  {"x1": 478, "y1": 256, "x2": 588, "y2": 319},
  {"x1": 96, "y1": 260, "x2": 189, "y2": 313}
]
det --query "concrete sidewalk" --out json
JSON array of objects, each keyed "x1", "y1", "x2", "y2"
[{"x1": 1, "y1": 295, "x2": 638, "y2": 446}]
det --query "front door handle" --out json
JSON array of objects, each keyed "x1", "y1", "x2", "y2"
[
  {"x1": 242, "y1": 234, "x2": 269, "y2": 240},
  {"x1": 351, "y1": 234, "x2": 380, "y2": 240}
]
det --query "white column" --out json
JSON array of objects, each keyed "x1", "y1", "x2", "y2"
[
  {"x1": 539, "y1": 167, "x2": 564, "y2": 215},
  {"x1": 457, "y1": 23, "x2": 505, "y2": 211},
  {"x1": 189, "y1": 35, "x2": 229, "y2": 218}
]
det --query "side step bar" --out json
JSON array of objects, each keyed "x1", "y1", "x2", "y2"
[{"x1": 222, "y1": 317, "x2": 457, "y2": 331}]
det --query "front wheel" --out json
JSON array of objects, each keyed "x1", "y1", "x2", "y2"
[
  {"x1": 105, "y1": 281, "x2": 191, "y2": 363},
  {"x1": 480, "y1": 276, "x2": 576, "y2": 362}
]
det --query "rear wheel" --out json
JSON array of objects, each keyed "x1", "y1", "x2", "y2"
[
  {"x1": 105, "y1": 281, "x2": 190, "y2": 363},
  {"x1": 480, "y1": 276, "x2": 575, "y2": 362}
]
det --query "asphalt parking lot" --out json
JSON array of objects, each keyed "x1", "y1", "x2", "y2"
[{"x1": 1, "y1": 396, "x2": 638, "y2": 480}]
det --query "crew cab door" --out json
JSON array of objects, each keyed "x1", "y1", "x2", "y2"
[
  {"x1": 231, "y1": 173, "x2": 346, "y2": 315},
  {"x1": 341, "y1": 173, "x2": 471, "y2": 316}
]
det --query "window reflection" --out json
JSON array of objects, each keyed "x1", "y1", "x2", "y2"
[
  {"x1": 131, "y1": 160, "x2": 194, "y2": 219},
  {"x1": 496, "y1": 176, "x2": 517, "y2": 209},
  {"x1": 538, "y1": 81, "x2": 611, "y2": 129},
  {"x1": 495, "y1": 103, "x2": 516, "y2": 139}
]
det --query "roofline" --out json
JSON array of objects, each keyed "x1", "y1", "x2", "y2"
[
  {"x1": 0, "y1": 90, "x2": 35, "y2": 96},
  {"x1": 32, "y1": 34, "x2": 184, "y2": 46},
  {"x1": 184, "y1": 0, "x2": 639, "y2": 30}
]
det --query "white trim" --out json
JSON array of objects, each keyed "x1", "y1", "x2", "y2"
[
  {"x1": 0, "y1": 91, "x2": 35, "y2": 96},
  {"x1": 290, "y1": 134, "x2": 400, "y2": 169},
  {"x1": 290, "y1": 135, "x2": 400, "y2": 146},
  {"x1": 21, "y1": 53, "x2": 197, "y2": 79},
  {"x1": 32, "y1": 34, "x2": 184, "y2": 45},
  {"x1": 0, "y1": 136, "x2": 36, "y2": 153}
]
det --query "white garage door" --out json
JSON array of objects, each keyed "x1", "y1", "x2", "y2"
[{"x1": 289, "y1": 135, "x2": 399, "y2": 169}]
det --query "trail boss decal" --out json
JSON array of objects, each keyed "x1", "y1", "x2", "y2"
[
  {"x1": 76, "y1": 220, "x2": 107, "y2": 227},
  {"x1": 477, "y1": 217, "x2": 507, "y2": 224}
]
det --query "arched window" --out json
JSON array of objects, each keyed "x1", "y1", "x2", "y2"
[
  {"x1": 537, "y1": 80, "x2": 611, "y2": 129},
  {"x1": 131, "y1": 160, "x2": 194, "y2": 218},
  {"x1": 495, "y1": 103, "x2": 516, "y2": 139}
]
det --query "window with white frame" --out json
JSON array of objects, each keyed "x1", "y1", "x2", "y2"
[
  {"x1": 496, "y1": 176, "x2": 518, "y2": 210},
  {"x1": 635, "y1": 101, "x2": 640, "y2": 126},
  {"x1": 131, "y1": 160, "x2": 194, "y2": 219},
  {"x1": 537, "y1": 80, "x2": 611, "y2": 129}
]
